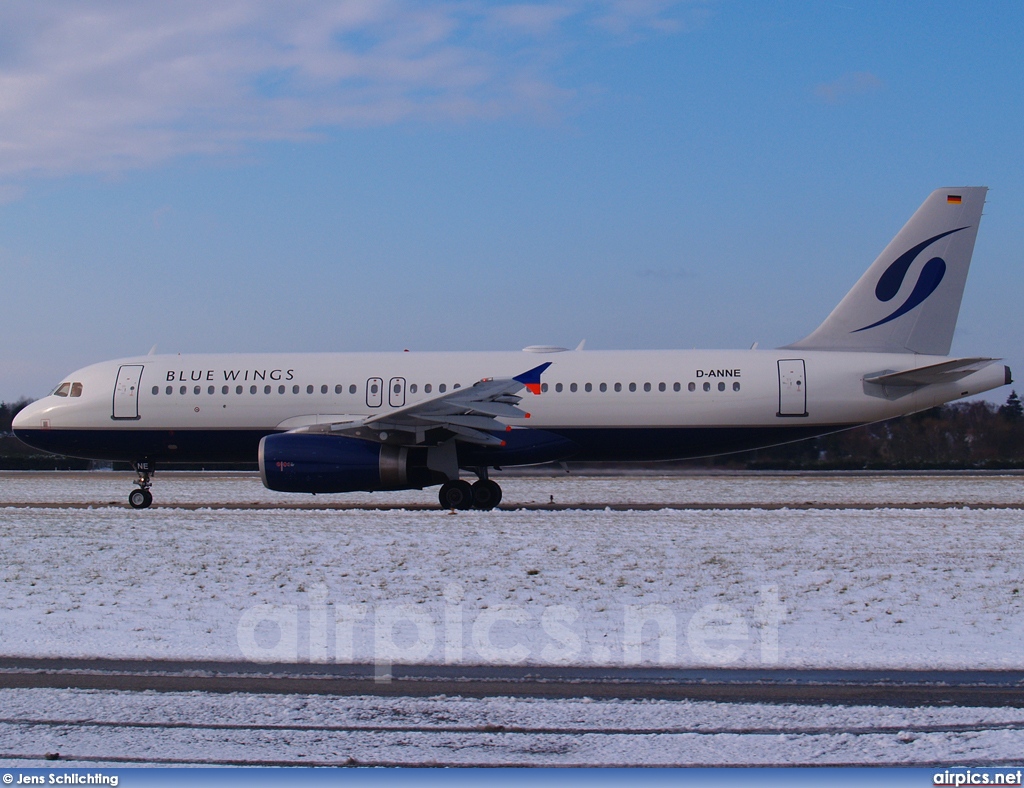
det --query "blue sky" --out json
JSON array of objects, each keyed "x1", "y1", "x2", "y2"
[{"x1": 2, "y1": 1, "x2": 1023, "y2": 401}]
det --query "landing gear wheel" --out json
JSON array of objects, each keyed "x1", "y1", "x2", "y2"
[
  {"x1": 128, "y1": 488, "x2": 153, "y2": 509},
  {"x1": 129, "y1": 461, "x2": 154, "y2": 510},
  {"x1": 438, "y1": 480, "x2": 474, "y2": 510},
  {"x1": 471, "y1": 479, "x2": 502, "y2": 510}
]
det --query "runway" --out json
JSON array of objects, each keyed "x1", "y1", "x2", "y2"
[
  {"x1": 3, "y1": 658, "x2": 1024, "y2": 706},
  {"x1": 12, "y1": 499, "x2": 1024, "y2": 511},
  {"x1": 6, "y1": 501, "x2": 1024, "y2": 511}
]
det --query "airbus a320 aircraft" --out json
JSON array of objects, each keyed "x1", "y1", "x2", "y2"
[{"x1": 14, "y1": 187, "x2": 1010, "y2": 510}]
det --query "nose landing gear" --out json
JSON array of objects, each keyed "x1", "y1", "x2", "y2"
[{"x1": 128, "y1": 462, "x2": 154, "y2": 509}]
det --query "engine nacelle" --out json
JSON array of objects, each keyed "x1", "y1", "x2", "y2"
[{"x1": 259, "y1": 433, "x2": 441, "y2": 494}]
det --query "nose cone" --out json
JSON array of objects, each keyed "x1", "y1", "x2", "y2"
[
  {"x1": 11, "y1": 400, "x2": 39, "y2": 432},
  {"x1": 11, "y1": 399, "x2": 51, "y2": 450}
]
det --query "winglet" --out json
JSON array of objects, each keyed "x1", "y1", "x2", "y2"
[{"x1": 514, "y1": 362, "x2": 552, "y2": 395}]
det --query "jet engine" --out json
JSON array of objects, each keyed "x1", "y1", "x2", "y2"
[{"x1": 259, "y1": 433, "x2": 443, "y2": 494}]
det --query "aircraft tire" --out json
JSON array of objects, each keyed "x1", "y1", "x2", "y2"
[
  {"x1": 471, "y1": 479, "x2": 502, "y2": 510},
  {"x1": 128, "y1": 489, "x2": 153, "y2": 509},
  {"x1": 438, "y1": 480, "x2": 474, "y2": 510}
]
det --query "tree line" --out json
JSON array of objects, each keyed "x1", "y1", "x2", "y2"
[
  {"x1": 2, "y1": 393, "x2": 1023, "y2": 470},
  {"x1": 732, "y1": 391, "x2": 1024, "y2": 469}
]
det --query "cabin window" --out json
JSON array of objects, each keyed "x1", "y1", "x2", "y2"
[
  {"x1": 439, "y1": 384, "x2": 447, "y2": 393},
  {"x1": 555, "y1": 383, "x2": 563, "y2": 393},
  {"x1": 718, "y1": 382, "x2": 726, "y2": 392},
  {"x1": 208, "y1": 386, "x2": 215, "y2": 395},
  {"x1": 306, "y1": 385, "x2": 314, "y2": 394},
  {"x1": 644, "y1": 382, "x2": 652, "y2": 392},
  {"x1": 629, "y1": 383, "x2": 637, "y2": 392},
  {"x1": 585, "y1": 383, "x2": 593, "y2": 392},
  {"x1": 370, "y1": 383, "x2": 379, "y2": 395},
  {"x1": 733, "y1": 382, "x2": 741, "y2": 391},
  {"x1": 688, "y1": 382, "x2": 696, "y2": 392},
  {"x1": 53, "y1": 382, "x2": 71, "y2": 397},
  {"x1": 152, "y1": 386, "x2": 159, "y2": 396},
  {"x1": 250, "y1": 385, "x2": 257, "y2": 394},
  {"x1": 703, "y1": 382, "x2": 711, "y2": 392},
  {"x1": 600, "y1": 383, "x2": 607, "y2": 392},
  {"x1": 166, "y1": 386, "x2": 173, "y2": 395},
  {"x1": 236, "y1": 386, "x2": 243, "y2": 395},
  {"x1": 292, "y1": 385, "x2": 299, "y2": 394},
  {"x1": 541, "y1": 383, "x2": 548, "y2": 393},
  {"x1": 410, "y1": 384, "x2": 418, "y2": 394},
  {"x1": 180, "y1": 386, "x2": 187, "y2": 395},
  {"x1": 194, "y1": 386, "x2": 201, "y2": 395},
  {"x1": 222, "y1": 386, "x2": 229, "y2": 395},
  {"x1": 570, "y1": 383, "x2": 578, "y2": 393},
  {"x1": 454, "y1": 384, "x2": 461, "y2": 389},
  {"x1": 349, "y1": 384, "x2": 357, "y2": 394},
  {"x1": 674, "y1": 382, "x2": 681, "y2": 392},
  {"x1": 334, "y1": 384, "x2": 342, "y2": 394},
  {"x1": 264, "y1": 385, "x2": 271, "y2": 394},
  {"x1": 614, "y1": 383, "x2": 622, "y2": 392},
  {"x1": 319, "y1": 385, "x2": 327, "y2": 394},
  {"x1": 277, "y1": 385, "x2": 284, "y2": 394},
  {"x1": 658, "y1": 382, "x2": 666, "y2": 392},
  {"x1": 425, "y1": 384, "x2": 432, "y2": 393}
]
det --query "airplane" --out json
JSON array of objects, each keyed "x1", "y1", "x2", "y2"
[{"x1": 13, "y1": 187, "x2": 1010, "y2": 510}]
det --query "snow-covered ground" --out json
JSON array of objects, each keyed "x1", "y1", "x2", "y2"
[
  {"x1": 1, "y1": 473, "x2": 1022, "y2": 667},
  {"x1": 3, "y1": 687, "x2": 1024, "y2": 766}
]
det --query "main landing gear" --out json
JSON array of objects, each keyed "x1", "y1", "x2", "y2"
[
  {"x1": 438, "y1": 477, "x2": 503, "y2": 511},
  {"x1": 128, "y1": 462, "x2": 154, "y2": 509}
]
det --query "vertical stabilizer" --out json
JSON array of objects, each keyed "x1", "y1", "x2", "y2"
[{"x1": 788, "y1": 187, "x2": 987, "y2": 355}]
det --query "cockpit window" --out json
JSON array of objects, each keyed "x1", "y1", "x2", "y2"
[
  {"x1": 70, "y1": 382, "x2": 83, "y2": 397},
  {"x1": 54, "y1": 382, "x2": 71, "y2": 397}
]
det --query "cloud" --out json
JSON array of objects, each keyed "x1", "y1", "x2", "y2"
[
  {"x1": 813, "y1": 71, "x2": 884, "y2": 104},
  {"x1": 0, "y1": 1, "x2": 700, "y2": 180}
]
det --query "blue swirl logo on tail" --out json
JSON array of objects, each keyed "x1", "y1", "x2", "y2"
[{"x1": 852, "y1": 226, "x2": 968, "y2": 333}]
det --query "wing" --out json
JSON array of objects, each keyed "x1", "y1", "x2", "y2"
[
  {"x1": 291, "y1": 362, "x2": 552, "y2": 447},
  {"x1": 864, "y1": 357, "x2": 998, "y2": 387}
]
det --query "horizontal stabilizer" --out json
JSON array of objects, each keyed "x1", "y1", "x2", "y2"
[{"x1": 864, "y1": 357, "x2": 998, "y2": 387}]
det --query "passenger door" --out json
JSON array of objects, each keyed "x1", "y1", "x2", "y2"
[
  {"x1": 112, "y1": 365, "x2": 144, "y2": 420},
  {"x1": 777, "y1": 359, "x2": 807, "y2": 417}
]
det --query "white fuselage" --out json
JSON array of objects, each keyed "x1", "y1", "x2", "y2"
[{"x1": 12, "y1": 348, "x2": 1009, "y2": 466}]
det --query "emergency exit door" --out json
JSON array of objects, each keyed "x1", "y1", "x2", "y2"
[
  {"x1": 112, "y1": 365, "x2": 144, "y2": 420},
  {"x1": 366, "y1": 377, "x2": 384, "y2": 408},
  {"x1": 777, "y1": 359, "x2": 807, "y2": 417},
  {"x1": 389, "y1": 377, "x2": 406, "y2": 408}
]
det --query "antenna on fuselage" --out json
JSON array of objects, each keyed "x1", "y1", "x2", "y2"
[{"x1": 148, "y1": 344, "x2": 158, "y2": 356}]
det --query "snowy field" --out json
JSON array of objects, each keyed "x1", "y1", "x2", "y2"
[
  {"x1": 1, "y1": 472, "x2": 1023, "y2": 668},
  {"x1": 3, "y1": 687, "x2": 1024, "y2": 766}
]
